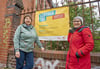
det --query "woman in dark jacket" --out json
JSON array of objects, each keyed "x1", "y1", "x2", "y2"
[
  {"x1": 66, "y1": 16, "x2": 94, "y2": 69},
  {"x1": 13, "y1": 15, "x2": 44, "y2": 69}
]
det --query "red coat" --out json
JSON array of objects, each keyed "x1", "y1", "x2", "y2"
[{"x1": 66, "y1": 25, "x2": 94, "y2": 69}]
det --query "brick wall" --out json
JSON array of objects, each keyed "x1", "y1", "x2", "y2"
[
  {"x1": 7, "y1": 49, "x2": 66, "y2": 69},
  {"x1": 7, "y1": 49, "x2": 100, "y2": 69},
  {"x1": 0, "y1": 0, "x2": 23, "y2": 67},
  {"x1": 0, "y1": 0, "x2": 8, "y2": 67}
]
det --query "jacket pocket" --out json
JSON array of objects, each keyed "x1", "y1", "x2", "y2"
[{"x1": 20, "y1": 40, "x2": 27, "y2": 48}]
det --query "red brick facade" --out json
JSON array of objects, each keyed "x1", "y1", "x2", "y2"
[
  {"x1": 0, "y1": 0, "x2": 23, "y2": 67},
  {"x1": 0, "y1": 0, "x2": 8, "y2": 66}
]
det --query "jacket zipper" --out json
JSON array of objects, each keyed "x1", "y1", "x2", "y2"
[
  {"x1": 77, "y1": 58, "x2": 79, "y2": 62},
  {"x1": 67, "y1": 33, "x2": 74, "y2": 69}
]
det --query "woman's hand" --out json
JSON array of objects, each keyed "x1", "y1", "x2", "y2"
[
  {"x1": 41, "y1": 47, "x2": 45, "y2": 51},
  {"x1": 15, "y1": 51, "x2": 20, "y2": 58}
]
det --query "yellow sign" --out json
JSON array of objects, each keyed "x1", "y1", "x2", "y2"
[{"x1": 35, "y1": 7, "x2": 69, "y2": 41}]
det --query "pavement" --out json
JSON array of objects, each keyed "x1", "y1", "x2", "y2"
[
  {"x1": 91, "y1": 63, "x2": 100, "y2": 69},
  {"x1": 0, "y1": 63, "x2": 100, "y2": 69}
]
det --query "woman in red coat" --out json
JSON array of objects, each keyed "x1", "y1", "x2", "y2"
[{"x1": 66, "y1": 16, "x2": 94, "y2": 69}]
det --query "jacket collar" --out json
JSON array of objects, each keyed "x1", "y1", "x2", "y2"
[
  {"x1": 71, "y1": 25, "x2": 84, "y2": 33},
  {"x1": 22, "y1": 23, "x2": 33, "y2": 29},
  {"x1": 76, "y1": 25, "x2": 84, "y2": 31}
]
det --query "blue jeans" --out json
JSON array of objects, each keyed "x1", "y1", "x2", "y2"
[{"x1": 16, "y1": 50, "x2": 34, "y2": 69}]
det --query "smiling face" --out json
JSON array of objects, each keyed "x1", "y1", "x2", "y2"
[
  {"x1": 24, "y1": 16, "x2": 32, "y2": 26},
  {"x1": 73, "y1": 18, "x2": 82, "y2": 28}
]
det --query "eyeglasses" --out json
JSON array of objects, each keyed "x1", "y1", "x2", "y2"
[{"x1": 73, "y1": 21, "x2": 80, "y2": 22}]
